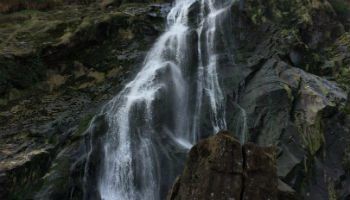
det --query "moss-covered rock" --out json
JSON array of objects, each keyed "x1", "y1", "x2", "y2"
[
  {"x1": 227, "y1": 1, "x2": 350, "y2": 197},
  {"x1": 168, "y1": 131, "x2": 279, "y2": 200},
  {"x1": 325, "y1": 32, "x2": 350, "y2": 91},
  {"x1": 237, "y1": 0, "x2": 346, "y2": 77},
  {"x1": 0, "y1": 1, "x2": 166, "y2": 104},
  {"x1": 0, "y1": 2, "x2": 169, "y2": 199}
]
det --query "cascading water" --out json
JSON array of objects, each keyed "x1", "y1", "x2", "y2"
[{"x1": 87, "y1": 0, "x2": 237, "y2": 199}]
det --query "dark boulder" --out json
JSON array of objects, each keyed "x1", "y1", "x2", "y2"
[{"x1": 167, "y1": 131, "x2": 281, "y2": 200}]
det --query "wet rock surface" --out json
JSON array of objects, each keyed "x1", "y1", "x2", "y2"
[
  {"x1": 167, "y1": 131, "x2": 279, "y2": 200},
  {"x1": 223, "y1": 0, "x2": 350, "y2": 199},
  {"x1": 0, "y1": 1, "x2": 170, "y2": 199}
]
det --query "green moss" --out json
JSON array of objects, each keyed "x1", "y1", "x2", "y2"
[
  {"x1": 295, "y1": 113, "x2": 325, "y2": 156},
  {"x1": 0, "y1": 4, "x2": 134, "y2": 103},
  {"x1": 65, "y1": 114, "x2": 94, "y2": 144},
  {"x1": 336, "y1": 66, "x2": 350, "y2": 91},
  {"x1": 77, "y1": 114, "x2": 94, "y2": 135},
  {"x1": 245, "y1": 0, "x2": 315, "y2": 26},
  {"x1": 330, "y1": 0, "x2": 350, "y2": 17},
  {"x1": 327, "y1": 180, "x2": 338, "y2": 200},
  {"x1": 250, "y1": 7, "x2": 266, "y2": 24},
  {"x1": 301, "y1": 125, "x2": 325, "y2": 156},
  {"x1": 324, "y1": 32, "x2": 350, "y2": 91}
]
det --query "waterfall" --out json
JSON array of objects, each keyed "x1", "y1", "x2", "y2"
[{"x1": 87, "y1": 0, "x2": 236, "y2": 199}]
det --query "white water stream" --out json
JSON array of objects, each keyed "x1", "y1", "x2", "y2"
[{"x1": 94, "y1": 0, "x2": 236, "y2": 199}]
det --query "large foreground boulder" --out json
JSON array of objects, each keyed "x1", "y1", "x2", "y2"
[{"x1": 167, "y1": 131, "x2": 281, "y2": 200}]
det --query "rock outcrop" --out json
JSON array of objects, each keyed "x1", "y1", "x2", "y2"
[{"x1": 167, "y1": 131, "x2": 280, "y2": 200}]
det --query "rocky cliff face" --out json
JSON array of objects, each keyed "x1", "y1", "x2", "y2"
[
  {"x1": 0, "y1": 1, "x2": 170, "y2": 199},
  {"x1": 223, "y1": 0, "x2": 350, "y2": 199},
  {"x1": 0, "y1": 0, "x2": 349, "y2": 199}
]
